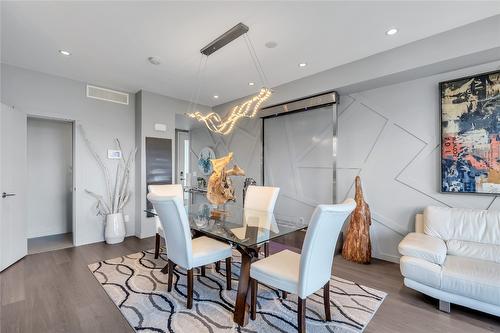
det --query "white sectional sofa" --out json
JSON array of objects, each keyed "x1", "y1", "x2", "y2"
[{"x1": 398, "y1": 206, "x2": 500, "y2": 316}]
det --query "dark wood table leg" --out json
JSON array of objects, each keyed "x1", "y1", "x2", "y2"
[{"x1": 233, "y1": 246, "x2": 258, "y2": 326}]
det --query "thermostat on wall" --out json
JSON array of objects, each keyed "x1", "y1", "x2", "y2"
[
  {"x1": 108, "y1": 149, "x2": 122, "y2": 159},
  {"x1": 154, "y1": 123, "x2": 167, "y2": 132}
]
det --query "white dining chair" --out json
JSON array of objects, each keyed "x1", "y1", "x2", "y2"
[
  {"x1": 244, "y1": 185, "x2": 280, "y2": 257},
  {"x1": 249, "y1": 199, "x2": 356, "y2": 333},
  {"x1": 148, "y1": 184, "x2": 184, "y2": 259},
  {"x1": 147, "y1": 194, "x2": 233, "y2": 309}
]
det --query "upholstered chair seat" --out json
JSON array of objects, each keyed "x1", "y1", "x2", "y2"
[
  {"x1": 148, "y1": 184, "x2": 184, "y2": 258},
  {"x1": 147, "y1": 194, "x2": 233, "y2": 309},
  {"x1": 249, "y1": 200, "x2": 356, "y2": 333},
  {"x1": 243, "y1": 185, "x2": 280, "y2": 257}
]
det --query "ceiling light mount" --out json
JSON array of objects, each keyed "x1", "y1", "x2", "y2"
[
  {"x1": 59, "y1": 50, "x2": 71, "y2": 56},
  {"x1": 200, "y1": 23, "x2": 249, "y2": 56},
  {"x1": 298, "y1": 62, "x2": 307, "y2": 68}
]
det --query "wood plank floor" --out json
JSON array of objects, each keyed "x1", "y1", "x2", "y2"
[{"x1": 1, "y1": 236, "x2": 499, "y2": 333}]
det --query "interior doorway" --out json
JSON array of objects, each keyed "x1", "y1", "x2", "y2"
[
  {"x1": 176, "y1": 129, "x2": 190, "y2": 187},
  {"x1": 26, "y1": 117, "x2": 74, "y2": 254}
]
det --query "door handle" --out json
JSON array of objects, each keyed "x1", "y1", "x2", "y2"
[{"x1": 2, "y1": 192, "x2": 15, "y2": 198}]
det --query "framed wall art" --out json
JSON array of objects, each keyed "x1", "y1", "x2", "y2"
[{"x1": 441, "y1": 70, "x2": 500, "y2": 194}]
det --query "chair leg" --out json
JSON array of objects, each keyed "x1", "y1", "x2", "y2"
[
  {"x1": 323, "y1": 281, "x2": 331, "y2": 321},
  {"x1": 250, "y1": 278, "x2": 257, "y2": 320},
  {"x1": 225, "y1": 257, "x2": 232, "y2": 290},
  {"x1": 282, "y1": 291, "x2": 288, "y2": 299},
  {"x1": 200, "y1": 266, "x2": 206, "y2": 277},
  {"x1": 215, "y1": 261, "x2": 221, "y2": 272},
  {"x1": 264, "y1": 242, "x2": 270, "y2": 257},
  {"x1": 298, "y1": 297, "x2": 306, "y2": 333},
  {"x1": 167, "y1": 260, "x2": 174, "y2": 292},
  {"x1": 154, "y1": 233, "x2": 160, "y2": 259},
  {"x1": 187, "y1": 269, "x2": 194, "y2": 309}
]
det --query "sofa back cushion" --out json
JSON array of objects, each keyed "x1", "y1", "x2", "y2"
[
  {"x1": 424, "y1": 206, "x2": 500, "y2": 246},
  {"x1": 447, "y1": 239, "x2": 500, "y2": 264}
]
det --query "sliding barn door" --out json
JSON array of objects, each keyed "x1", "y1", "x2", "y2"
[
  {"x1": 0, "y1": 104, "x2": 27, "y2": 271},
  {"x1": 263, "y1": 105, "x2": 337, "y2": 224}
]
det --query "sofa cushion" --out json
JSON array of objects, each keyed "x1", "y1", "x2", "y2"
[
  {"x1": 441, "y1": 255, "x2": 500, "y2": 306},
  {"x1": 398, "y1": 232, "x2": 447, "y2": 265},
  {"x1": 424, "y1": 206, "x2": 500, "y2": 246},
  {"x1": 400, "y1": 256, "x2": 442, "y2": 289},
  {"x1": 447, "y1": 239, "x2": 500, "y2": 264}
]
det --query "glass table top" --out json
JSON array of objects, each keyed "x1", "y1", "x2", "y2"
[{"x1": 145, "y1": 202, "x2": 308, "y2": 248}]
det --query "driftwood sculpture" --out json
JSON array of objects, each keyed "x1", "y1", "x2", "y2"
[
  {"x1": 207, "y1": 152, "x2": 245, "y2": 205},
  {"x1": 342, "y1": 176, "x2": 372, "y2": 264}
]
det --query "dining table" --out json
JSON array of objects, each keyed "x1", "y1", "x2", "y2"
[{"x1": 145, "y1": 201, "x2": 308, "y2": 326}]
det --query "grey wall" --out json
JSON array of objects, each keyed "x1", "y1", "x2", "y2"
[
  {"x1": 337, "y1": 60, "x2": 500, "y2": 262},
  {"x1": 27, "y1": 117, "x2": 73, "y2": 238},
  {"x1": 1, "y1": 64, "x2": 136, "y2": 246},
  {"x1": 135, "y1": 90, "x2": 211, "y2": 238},
  {"x1": 207, "y1": 16, "x2": 500, "y2": 262}
]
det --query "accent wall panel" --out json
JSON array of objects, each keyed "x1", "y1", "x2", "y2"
[{"x1": 263, "y1": 105, "x2": 337, "y2": 224}]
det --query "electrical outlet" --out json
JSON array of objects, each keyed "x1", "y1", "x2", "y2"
[{"x1": 124, "y1": 214, "x2": 130, "y2": 222}]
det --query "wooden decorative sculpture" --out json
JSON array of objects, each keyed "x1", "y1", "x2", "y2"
[
  {"x1": 207, "y1": 152, "x2": 245, "y2": 205},
  {"x1": 342, "y1": 176, "x2": 372, "y2": 264}
]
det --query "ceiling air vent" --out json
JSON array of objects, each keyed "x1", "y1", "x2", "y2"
[{"x1": 86, "y1": 85, "x2": 129, "y2": 105}]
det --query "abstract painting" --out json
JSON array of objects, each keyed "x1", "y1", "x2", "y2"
[{"x1": 441, "y1": 70, "x2": 500, "y2": 193}]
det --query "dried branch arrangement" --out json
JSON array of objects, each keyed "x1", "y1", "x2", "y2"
[{"x1": 80, "y1": 125, "x2": 137, "y2": 216}]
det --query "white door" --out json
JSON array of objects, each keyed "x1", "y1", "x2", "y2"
[{"x1": 0, "y1": 104, "x2": 27, "y2": 271}]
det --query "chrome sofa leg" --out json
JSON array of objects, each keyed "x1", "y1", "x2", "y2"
[{"x1": 439, "y1": 300, "x2": 450, "y2": 313}]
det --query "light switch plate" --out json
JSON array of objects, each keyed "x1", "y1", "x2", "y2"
[
  {"x1": 154, "y1": 123, "x2": 167, "y2": 132},
  {"x1": 107, "y1": 149, "x2": 122, "y2": 159}
]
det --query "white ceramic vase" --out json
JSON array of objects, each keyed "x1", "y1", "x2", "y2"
[{"x1": 105, "y1": 212, "x2": 126, "y2": 244}]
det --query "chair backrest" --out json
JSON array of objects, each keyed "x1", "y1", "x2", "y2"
[
  {"x1": 148, "y1": 184, "x2": 184, "y2": 232},
  {"x1": 148, "y1": 184, "x2": 184, "y2": 199},
  {"x1": 244, "y1": 185, "x2": 280, "y2": 212},
  {"x1": 147, "y1": 194, "x2": 193, "y2": 269},
  {"x1": 298, "y1": 199, "x2": 356, "y2": 298}
]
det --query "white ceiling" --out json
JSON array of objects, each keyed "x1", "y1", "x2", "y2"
[{"x1": 2, "y1": 1, "x2": 500, "y2": 106}]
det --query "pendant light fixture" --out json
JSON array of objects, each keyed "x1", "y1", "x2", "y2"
[{"x1": 186, "y1": 23, "x2": 272, "y2": 135}]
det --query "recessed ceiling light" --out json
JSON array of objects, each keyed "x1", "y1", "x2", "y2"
[
  {"x1": 213, "y1": 95, "x2": 219, "y2": 99},
  {"x1": 298, "y1": 62, "x2": 307, "y2": 68},
  {"x1": 386, "y1": 28, "x2": 398, "y2": 36},
  {"x1": 148, "y1": 56, "x2": 161, "y2": 65},
  {"x1": 248, "y1": 82, "x2": 255, "y2": 86},
  {"x1": 58, "y1": 50, "x2": 71, "y2": 56}
]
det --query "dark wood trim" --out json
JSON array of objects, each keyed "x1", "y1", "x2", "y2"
[
  {"x1": 250, "y1": 278, "x2": 257, "y2": 320},
  {"x1": 298, "y1": 297, "x2": 306, "y2": 333},
  {"x1": 225, "y1": 257, "x2": 232, "y2": 290},
  {"x1": 233, "y1": 246, "x2": 259, "y2": 326},
  {"x1": 187, "y1": 269, "x2": 194, "y2": 309},
  {"x1": 154, "y1": 233, "x2": 160, "y2": 259},
  {"x1": 167, "y1": 260, "x2": 174, "y2": 292},
  {"x1": 263, "y1": 242, "x2": 269, "y2": 257},
  {"x1": 324, "y1": 281, "x2": 331, "y2": 321}
]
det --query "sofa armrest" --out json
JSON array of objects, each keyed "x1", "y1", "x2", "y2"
[{"x1": 398, "y1": 232, "x2": 447, "y2": 265}]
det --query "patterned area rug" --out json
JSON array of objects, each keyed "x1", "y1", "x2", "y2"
[{"x1": 88, "y1": 250, "x2": 386, "y2": 333}]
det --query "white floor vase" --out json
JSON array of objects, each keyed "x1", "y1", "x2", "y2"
[{"x1": 105, "y1": 213, "x2": 126, "y2": 244}]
